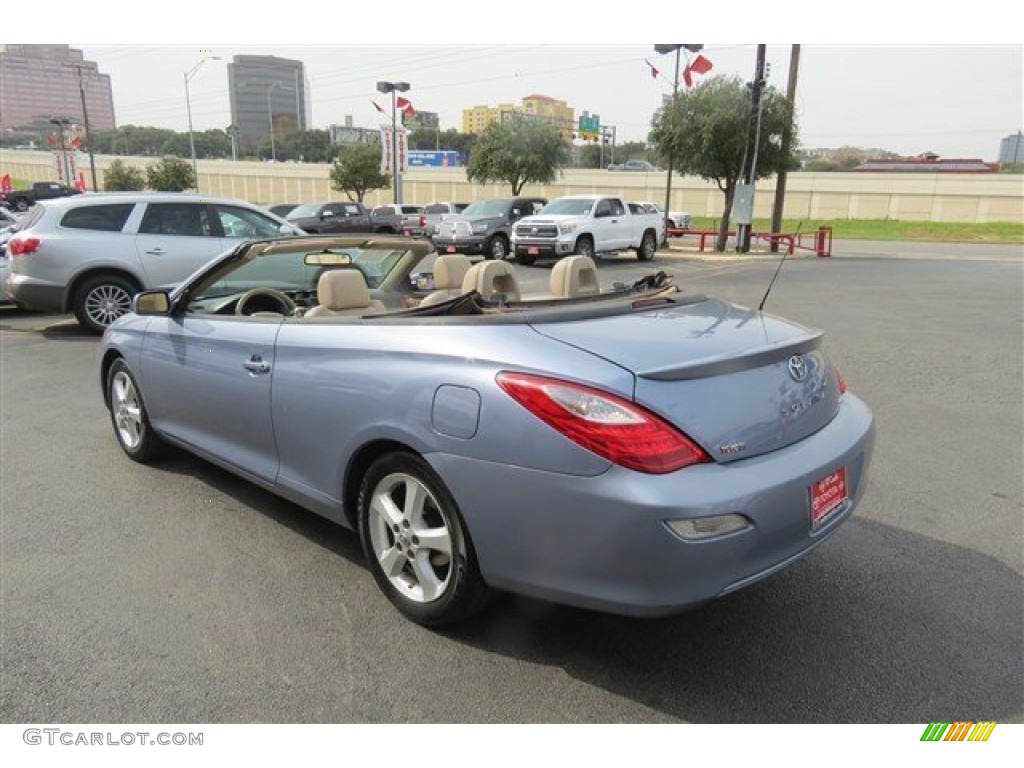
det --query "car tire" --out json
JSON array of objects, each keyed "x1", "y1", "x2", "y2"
[
  {"x1": 14, "y1": 199, "x2": 30, "y2": 212},
  {"x1": 358, "y1": 452, "x2": 493, "y2": 626},
  {"x1": 106, "y1": 359, "x2": 166, "y2": 463},
  {"x1": 485, "y1": 235, "x2": 508, "y2": 261},
  {"x1": 637, "y1": 230, "x2": 657, "y2": 261},
  {"x1": 73, "y1": 273, "x2": 140, "y2": 334},
  {"x1": 574, "y1": 236, "x2": 595, "y2": 260}
]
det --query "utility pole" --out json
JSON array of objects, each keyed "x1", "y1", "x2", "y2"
[
  {"x1": 64, "y1": 63, "x2": 98, "y2": 190},
  {"x1": 770, "y1": 45, "x2": 800, "y2": 252},
  {"x1": 737, "y1": 44, "x2": 767, "y2": 253}
]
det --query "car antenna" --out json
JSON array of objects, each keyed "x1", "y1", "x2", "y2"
[{"x1": 757, "y1": 221, "x2": 804, "y2": 313}]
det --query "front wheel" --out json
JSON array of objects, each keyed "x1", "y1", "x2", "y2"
[
  {"x1": 637, "y1": 231, "x2": 657, "y2": 261},
  {"x1": 73, "y1": 273, "x2": 140, "y2": 334},
  {"x1": 574, "y1": 236, "x2": 595, "y2": 260},
  {"x1": 358, "y1": 452, "x2": 493, "y2": 626},
  {"x1": 106, "y1": 359, "x2": 166, "y2": 463},
  {"x1": 14, "y1": 198, "x2": 30, "y2": 212},
  {"x1": 485, "y1": 235, "x2": 508, "y2": 260}
]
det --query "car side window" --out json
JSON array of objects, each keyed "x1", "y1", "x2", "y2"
[
  {"x1": 139, "y1": 203, "x2": 215, "y2": 237},
  {"x1": 60, "y1": 204, "x2": 135, "y2": 232},
  {"x1": 215, "y1": 205, "x2": 282, "y2": 239},
  {"x1": 594, "y1": 200, "x2": 612, "y2": 217},
  {"x1": 610, "y1": 200, "x2": 626, "y2": 216}
]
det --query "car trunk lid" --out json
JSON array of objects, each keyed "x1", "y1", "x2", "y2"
[{"x1": 529, "y1": 298, "x2": 842, "y2": 463}]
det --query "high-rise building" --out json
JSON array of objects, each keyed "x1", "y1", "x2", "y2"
[
  {"x1": 227, "y1": 55, "x2": 309, "y2": 152},
  {"x1": 461, "y1": 95, "x2": 574, "y2": 141},
  {"x1": 0, "y1": 45, "x2": 115, "y2": 136},
  {"x1": 999, "y1": 132, "x2": 1023, "y2": 165}
]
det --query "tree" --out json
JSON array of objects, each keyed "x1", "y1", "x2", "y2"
[
  {"x1": 146, "y1": 156, "x2": 196, "y2": 192},
  {"x1": 649, "y1": 76, "x2": 798, "y2": 251},
  {"x1": 329, "y1": 144, "x2": 389, "y2": 202},
  {"x1": 103, "y1": 159, "x2": 146, "y2": 191},
  {"x1": 467, "y1": 116, "x2": 570, "y2": 195}
]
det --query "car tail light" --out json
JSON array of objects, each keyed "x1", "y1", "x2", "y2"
[
  {"x1": 9, "y1": 236, "x2": 41, "y2": 256},
  {"x1": 496, "y1": 372, "x2": 710, "y2": 474}
]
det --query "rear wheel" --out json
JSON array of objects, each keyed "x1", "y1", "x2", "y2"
[
  {"x1": 14, "y1": 198, "x2": 30, "y2": 212},
  {"x1": 73, "y1": 273, "x2": 140, "y2": 334},
  {"x1": 637, "y1": 230, "x2": 657, "y2": 261},
  {"x1": 358, "y1": 452, "x2": 493, "y2": 626},
  {"x1": 106, "y1": 359, "x2": 166, "y2": 463}
]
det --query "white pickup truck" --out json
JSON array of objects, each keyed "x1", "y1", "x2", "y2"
[{"x1": 509, "y1": 195, "x2": 662, "y2": 266}]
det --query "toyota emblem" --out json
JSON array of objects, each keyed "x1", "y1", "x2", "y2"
[{"x1": 788, "y1": 354, "x2": 807, "y2": 382}]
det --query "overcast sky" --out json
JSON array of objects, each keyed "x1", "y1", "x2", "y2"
[{"x1": 57, "y1": 4, "x2": 1023, "y2": 161}]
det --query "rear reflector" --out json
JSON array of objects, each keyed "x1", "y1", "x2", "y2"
[
  {"x1": 667, "y1": 514, "x2": 750, "y2": 541},
  {"x1": 496, "y1": 371, "x2": 710, "y2": 474}
]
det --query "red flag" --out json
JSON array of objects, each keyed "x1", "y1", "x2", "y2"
[
  {"x1": 1, "y1": 174, "x2": 11, "y2": 194},
  {"x1": 645, "y1": 59, "x2": 660, "y2": 79},
  {"x1": 70, "y1": 135, "x2": 82, "y2": 149},
  {"x1": 75, "y1": 172, "x2": 86, "y2": 191},
  {"x1": 396, "y1": 97, "x2": 415, "y2": 116},
  {"x1": 683, "y1": 54, "x2": 713, "y2": 87},
  {"x1": 372, "y1": 101, "x2": 385, "y2": 114},
  {"x1": 46, "y1": 133, "x2": 57, "y2": 146}
]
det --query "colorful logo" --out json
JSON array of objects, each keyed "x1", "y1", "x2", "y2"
[{"x1": 921, "y1": 721, "x2": 997, "y2": 741}]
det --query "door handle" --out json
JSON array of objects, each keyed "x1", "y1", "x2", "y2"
[
  {"x1": 145, "y1": 247, "x2": 165, "y2": 255},
  {"x1": 243, "y1": 354, "x2": 271, "y2": 375}
]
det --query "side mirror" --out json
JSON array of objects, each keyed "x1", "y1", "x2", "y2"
[{"x1": 134, "y1": 290, "x2": 171, "y2": 316}]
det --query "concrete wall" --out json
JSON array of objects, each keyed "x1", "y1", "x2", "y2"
[{"x1": 2, "y1": 148, "x2": 1022, "y2": 224}]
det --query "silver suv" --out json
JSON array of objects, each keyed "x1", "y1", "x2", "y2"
[{"x1": 5, "y1": 192, "x2": 300, "y2": 332}]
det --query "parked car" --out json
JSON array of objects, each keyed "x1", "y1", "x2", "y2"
[
  {"x1": 1, "y1": 181, "x2": 82, "y2": 212},
  {"x1": 607, "y1": 159, "x2": 660, "y2": 172},
  {"x1": 98, "y1": 232, "x2": 875, "y2": 627},
  {"x1": 635, "y1": 201, "x2": 692, "y2": 241},
  {"x1": 371, "y1": 204, "x2": 425, "y2": 236},
  {"x1": 432, "y1": 197, "x2": 546, "y2": 260},
  {"x1": 510, "y1": 195, "x2": 662, "y2": 265},
  {"x1": 421, "y1": 201, "x2": 469, "y2": 237},
  {"x1": 286, "y1": 202, "x2": 373, "y2": 235},
  {"x1": 3, "y1": 193, "x2": 301, "y2": 332}
]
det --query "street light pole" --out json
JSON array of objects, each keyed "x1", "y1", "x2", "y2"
[
  {"x1": 184, "y1": 56, "x2": 221, "y2": 190},
  {"x1": 377, "y1": 80, "x2": 410, "y2": 204}
]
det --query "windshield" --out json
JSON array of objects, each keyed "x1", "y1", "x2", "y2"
[
  {"x1": 287, "y1": 204, "x2": 324, "y2": 219},
  {"x1": 462, "y1": 199, "x2": 510, "y2": 216},
  {"x1": 187, "y1": 245, "x2": 411, "y2": 303},
  {"x1": 539, "y1": 199, "x2": 594, "y2": 216}
]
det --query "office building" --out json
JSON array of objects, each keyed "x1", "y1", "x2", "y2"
[
  {"x1": 228, "y1": 55, "x2": 309, "y2": 151},
  {"x1": 999, "y1": 132, "x2": 1023, "y2": 165},
  {"x1": 462, "y1": 95, "x2": 575, "y2": 142},
  {"x1": 0, "y1": 45, "x2": 115, "y2": 136}
]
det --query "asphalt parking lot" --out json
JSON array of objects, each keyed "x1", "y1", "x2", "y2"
[{"x1": 1, "y1": 241, "x2": 1021, "y2": 724}]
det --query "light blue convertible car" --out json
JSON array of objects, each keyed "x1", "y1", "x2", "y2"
[{"x1": 99, "y1": 234, "x2": 875, "y2": 626}]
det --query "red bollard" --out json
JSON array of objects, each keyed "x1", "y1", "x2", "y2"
[{"x1": 816, "y1": 226, "x2": 832, "y2": 257}]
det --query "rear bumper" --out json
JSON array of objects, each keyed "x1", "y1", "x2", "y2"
[
  {"x1": 429, "y1": 394, "x2": 875, "y2": 617},
  {"x1": 5, "y1": 272, "x2": 65, "y2": 312}
]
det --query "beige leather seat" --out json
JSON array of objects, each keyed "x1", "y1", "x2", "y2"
[
  {"x1": 419, "y1": 254, "x2": 474, "y2": 307},
  {"x1": 462, "y1": 260, "x2": 521, "y2": 302},
  {"x1": 550, "y1": 255, "x2": 600, "y2": 298},
  {"x1": 304, "y1": 269, "x2": 385, "y2": 318}
]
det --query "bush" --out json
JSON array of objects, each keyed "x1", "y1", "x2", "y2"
[
  {"x1": 103, "y1": 159, "x2": 146, "y2": 191},
  {"x1": 146, "y1": 156, "x2": 195, "y2": 192}
]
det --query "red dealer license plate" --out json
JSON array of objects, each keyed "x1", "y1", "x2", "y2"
[
  {"x1": 810, "y1": 467, "x2": 847, "y2": 528},
  {"x1": 446, "y1": 245, "x2": 456, "y2": 253},
  {"x1": 528, "y1": 247, "x2": 539, "y2": 255}
]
